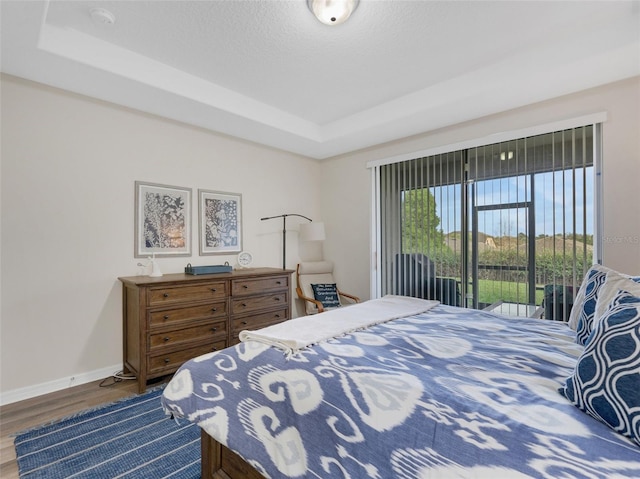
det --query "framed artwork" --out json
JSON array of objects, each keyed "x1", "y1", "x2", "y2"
[
  {"x1": 198, "y1": 189, "x2": 242, "y2": 255},
  {"x1": 135, "y1": 181, "x2": 192, "y2": 257}
]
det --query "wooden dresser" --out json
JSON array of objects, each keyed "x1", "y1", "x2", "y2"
[{"x1": 119, "y1": 268, "x2": 293, "y2": 393}]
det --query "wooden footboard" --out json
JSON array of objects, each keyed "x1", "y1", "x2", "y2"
[{"x1": 201, "y1": 430, "x2": 266, "y2": 479}]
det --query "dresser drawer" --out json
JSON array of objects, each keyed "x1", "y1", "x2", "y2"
[
  {"x1": 232, "y1": 276, "x2": 289, "y2": 296},
  {"x1": 120, "y1": 268, "x2": 293, "y2": 393},
  {"x1": 149, "y1": 320, "x2": 227, "y2": 351},
  {"x1": 148, "y1": 282, "x2": 227, "y2": 306},
  {"x1": 149, "y1": 301, "x2": 227, "y2": 327},
  {"x1": 149, "y1": 340, "x2": 226, "y2": 374},
  {"x1": 232, "y1": 308, "x2": 289, "y2": 333},
  {"x1": 231, "y1": 292, "x2": 287, "y2": 315}
]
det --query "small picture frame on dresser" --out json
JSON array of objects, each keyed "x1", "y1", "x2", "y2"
[
  {"x1": 198, "y1": 189, "x2": 242, "y2": 255},
  {"x1": 135, "y1": 181, "x2": 192, "y2": 257}
]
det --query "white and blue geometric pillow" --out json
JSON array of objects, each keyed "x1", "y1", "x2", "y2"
[
  {"x1": 559, "y1": 291, "x2": 640, "y2": 446},
  {"x1": 593, "y1": 272, "x2": 640, "y2": 332},
  {"x1": 570, "y1": 265, "x2": 640, "y2": 345},
  {"x1": 572, "y1": 267, "x2": 609, "y2": 344},
  {"x1": 568, "y1": 264, "x2": 614, "y2": 331}
]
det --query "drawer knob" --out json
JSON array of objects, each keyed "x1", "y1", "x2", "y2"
[
  {"x1": 241, "y1": 303, "x2": 247, "y2": 307},
  {"x1": 275, "y1": 297, "x2": 281, "y2": 301},
  {"x1": 211, "y1": 347, "x2": 217, "y2": 352},
  {"x1": 211, "y1": 288, "x2": 217, "y2": 292},
  {"x1": 211, "y1": 327, "x2": 217, "y2": 332},
  {"x1": 242, "y1": 321, "x2": 248, "y2": 325},
  {"x1": 164, "y1": 358, "x2": 170, "y2": 364},
  {"x1": 163, "y1": 315, "x2": 169, "y2": 320},
  {"x1": 211, "y1": 308, "x2": 217, "y2": 312},
  {"x1": 242, "y1": 285, "x2": 248, "y2": 289},
  {"x1": 276, "y1": 281, "x2": 282, "y2": 284},
  {"x1": 275, "y1": 314, "x2": 281, "y2": 318},
  {"x1": 163, "y1": 293, "x2": 169, "y2": 298},
  {"x1": 163, "y1": 337, "x2": 170, "y2": 342}
]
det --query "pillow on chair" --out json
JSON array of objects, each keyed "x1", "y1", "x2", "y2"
[{"x1": 311, "y1": 283, "x2": 341, "y2": 309}]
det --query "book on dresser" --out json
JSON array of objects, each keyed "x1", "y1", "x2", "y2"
[{"x1": 118, "y1": 268, "x2": 294, "y2": 393}]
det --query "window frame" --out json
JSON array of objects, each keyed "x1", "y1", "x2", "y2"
[{"x1": 369, "y1": 114, "x2": 605, "y2": 303}]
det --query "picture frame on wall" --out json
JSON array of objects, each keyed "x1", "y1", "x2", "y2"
[
  {"x1": 135, "y1": 181, "x2": 192, "y2": 258},
  {"x1": 198, "y1": 189, "x2": 242, "y2": 255}
]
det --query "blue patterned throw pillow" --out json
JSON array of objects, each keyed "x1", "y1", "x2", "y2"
[
  {"x1": 571, "y1": 265, "x2": 640, "y2": 345},
  {"x1": 573, "y1": 267, "x2": 609, "y2": 345},
  {"x1": 311, "y1": 283, "x2": 341, "y2": 309},
  {"x1": 559, "y1": 291, "x2": 640, "y2": 445}
]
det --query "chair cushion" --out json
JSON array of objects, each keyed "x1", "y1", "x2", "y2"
[
  {"x1": 298, "y1": 261, "x2": 334, "y2": 275},
  {"x1": 311, "y1": 283, "x2": 342, "y2": 309},
  {"x1": 559, "y1": 290, "x2": 640, "y2": 445}
]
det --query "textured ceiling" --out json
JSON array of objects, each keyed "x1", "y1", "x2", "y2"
[{"x1": 2, "y1": 0, "x2": 639, "y2": 159}]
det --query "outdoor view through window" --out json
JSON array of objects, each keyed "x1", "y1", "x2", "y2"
[{"x1": 380, "y1": 125, "x2": 595, "y2": 320}]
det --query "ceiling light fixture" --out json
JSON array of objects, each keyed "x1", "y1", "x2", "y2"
[
  {"x1": 90, "y1": 7, "x2": 116, "y2": 27},
  {"x1": 307, "y1": 0, "x2": 359, "y2": 25}
]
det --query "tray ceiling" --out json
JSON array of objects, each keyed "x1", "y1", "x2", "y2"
[{"x1": 2, "y1": 0, "x2": 639, "y2": 159}]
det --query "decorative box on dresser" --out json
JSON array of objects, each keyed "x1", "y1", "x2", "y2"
[{"x1": 119, "y1": 268, "x2": 293, "y2": 393}]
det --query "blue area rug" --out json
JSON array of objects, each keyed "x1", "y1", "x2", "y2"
[{"x1": 14, "y1": 386, "x2": 200, "y2": 478}]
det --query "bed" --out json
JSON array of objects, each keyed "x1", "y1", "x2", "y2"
[{"x1": 162, "y1": 269, "x2": 640, "y2": 479}]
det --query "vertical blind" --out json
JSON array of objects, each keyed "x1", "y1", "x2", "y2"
[{"x1": 376, "y1": 124, "x2": 598, "y2": 320}]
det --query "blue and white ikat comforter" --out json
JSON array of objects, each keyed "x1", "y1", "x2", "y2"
[{"x1": 161, "y1": 304, "x2": 640, "y2": 478}]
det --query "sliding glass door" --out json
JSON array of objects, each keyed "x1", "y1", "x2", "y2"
[
  {"x1": 375, "y1": 125, "x2": 598, "y2": 320},
  {"x1": 471, "y1": 194, "x2": 535, "y2": 310}
]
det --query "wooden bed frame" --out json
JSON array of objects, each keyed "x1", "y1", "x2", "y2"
[{"x1": 201, "y1": 430, "x2": 265, "y2": 479}]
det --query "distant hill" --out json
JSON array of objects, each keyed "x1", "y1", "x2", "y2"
[
  {"x1": 535, "y1": 236, "x2": 593, "y2": 254},
  {"x1": 443, "y1": 232, "x2": 592, "y2": 254}
]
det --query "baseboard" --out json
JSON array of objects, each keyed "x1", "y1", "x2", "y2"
[{"x1": 0, "y1": 364, "x2": 123, "y2": 406}]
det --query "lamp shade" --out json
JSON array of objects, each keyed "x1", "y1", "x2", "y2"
[{"x1": 299, "y1": 222, "x2": 326, "y2": 242}]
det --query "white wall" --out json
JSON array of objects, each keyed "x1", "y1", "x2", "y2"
[
  {"x1": 322, "y1": 76, "x2": 640, "y2": 301},
  {"x1": 0, "y1": 74, "x2": 321, "y2": 402},
  {"x1": 2, "y1": 74, "x2": 639, "y2": 404}
]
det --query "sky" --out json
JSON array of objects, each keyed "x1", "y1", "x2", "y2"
[{"x1": 434, "y1": 167, "x2": 594, "y2": 237}]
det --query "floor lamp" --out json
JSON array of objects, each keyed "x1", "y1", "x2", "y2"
[{"x1": 261, "y1": 214, "x2": 325, "y2": 269}]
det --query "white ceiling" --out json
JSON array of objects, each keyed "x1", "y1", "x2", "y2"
[{"x1": 2, "y1": 0, "x2": 639, "y2": 159}]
